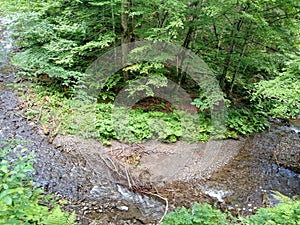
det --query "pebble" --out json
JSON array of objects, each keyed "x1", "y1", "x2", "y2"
[{"x1": 117, "y1": 205, "x2": 129, "y2": 211}]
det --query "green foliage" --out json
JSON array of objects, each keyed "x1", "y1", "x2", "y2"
[
  {"x1": 2, "y1": 0, "x2": 300, "y2": 142},
  {"x1": 163, "y1": 196, "x2": 300, "y2": 225},
  {"x1": 2, "y1": 0, "x2": 116, "y2": 88},
  {"x1": 97, "y1": 73, "x2": 122, "y2": 101},
  {"x1": 96, "y1": 104, "x2": 211, "y2": 143},
  {"x1": 6, "y1": 0, "x2": 298, "y2": 94},
  {"x1": 186, "y1": 92, "x2": 271, "y2": 139},
  {"x1": 18, "y1": 85, "x2": 212, "y2": 144},
  {"x1": 252, "y1": 52, "x2": 300, "y2": 119},
  {"x1": 191, "y1": 93, "x2": 210, "y2": 112},
  {"x1": 226, "y1": 108, "x2": 269, "y2": 136},
  {"x1": 0, "y1": 140, "x2": 75, "y2": 225},
  {"x1": 42, "y1": 206, "x2": 76, "y2": 225},
  {"x1": 240, "y1": 192, "x2": 300, "y2": 225},
  {"x1": 162, "y1": 203, "x2": 229, "y2": 225},
  {"x1": 19, "y1": 83, "x2": 272, "y2": 143},
  {"x1": 13, "y1": 46, "x2": 84, "y2": 87}
]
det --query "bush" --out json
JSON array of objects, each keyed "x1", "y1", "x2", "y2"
[
  {"x1": 162, "y1": 196, "x2": 300, "y2": 225},
  {"x1": 251, "y1": 53, "x2": 300, "y2": 119},
  {"x1": 162, "y1": 203, "x2": 229, "y2": 225},
  {"x1": 18, "y1": 85, "x2": 212, "y2": 144},
  {"x1": 226, "y1": 108, "x2": 269, "y2": 136},
  {"x1": 240, "y1": 192, "x2": 300, "y2": 225}
]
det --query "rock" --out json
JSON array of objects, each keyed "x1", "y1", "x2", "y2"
[
  {"x1": 117, "y1": 205, "x2": 129, "y2": 211},
  {"x1": 274, "y1": 132, "x2": 300, "y2": 173},
  {"x1": 204, "y1": 189, "x2": 230, "y2": 202},
  {"x1": 289, "y1": 118, "x2": 300, "y2": 133}
]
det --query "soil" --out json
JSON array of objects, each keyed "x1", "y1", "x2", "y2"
[{"x1": 107, "y1": 138, "x2": 243, "y2": 183}]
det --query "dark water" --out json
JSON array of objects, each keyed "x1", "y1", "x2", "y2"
[{"x1": 202, "y1": 125, "x2": 299, "y2": 215}]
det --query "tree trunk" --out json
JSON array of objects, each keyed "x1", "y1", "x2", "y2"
[{"x1": 121, "y1": 0, "x2": 130, "y2": 81}]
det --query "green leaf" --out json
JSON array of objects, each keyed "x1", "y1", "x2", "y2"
[
  {"x1": 2, "y1": 196, "x2": 12, "y2": 206},
  {"x1": 0, "y1": 166, "x2": 9, "y2": 174}
]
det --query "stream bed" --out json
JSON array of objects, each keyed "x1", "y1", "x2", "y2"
[{"x1": 1, "y1": 17, "x2": 299, "y2": 224}]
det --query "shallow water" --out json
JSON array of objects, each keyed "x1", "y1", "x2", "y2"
[{"x1": 201, "y1": 125, "x2": 299, "y2": 215}]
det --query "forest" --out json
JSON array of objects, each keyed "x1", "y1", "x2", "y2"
[{"x1": 0, "y1": 0, "x2": 299, "y2": 143}]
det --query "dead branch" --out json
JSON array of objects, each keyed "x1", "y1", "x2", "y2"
[{"x1": 141, "y1": 191, "x2": 169, "y2": 224}]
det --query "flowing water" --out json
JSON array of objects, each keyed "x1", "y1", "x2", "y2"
[
  {"x1": 202, "y1": 124, "x2": 299, "y2": 215},
  {"x1": 0, "y1": 17, "x2": 299, "y2": 224}
]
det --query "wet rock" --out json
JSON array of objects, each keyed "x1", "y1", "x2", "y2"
[
  {"x1": 117, "y1": 205, "x2": 129, "y2": 211},
  {"x1": 274, "y1": 132, "x2": 300, "y2": 173},
  {"x1": 204, "y1": 189, "x2": 230, "y2": 202}
]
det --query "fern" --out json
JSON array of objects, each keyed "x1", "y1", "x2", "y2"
[{"x1": 42, "y1": 206, "x2": 76, "y2": 225}]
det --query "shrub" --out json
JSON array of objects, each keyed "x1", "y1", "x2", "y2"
[
  {"x1": 162, "y1": 203, "x2": 229, "y2": 225},
  {"x1": 226, "y1": 108, "x2": 269, "y2": 136},
  {"x1": 240, "y1": 192, "x2": 300, "y2": 225},
  {"x1": 163, "y1": 196, "x2": 300, "y2": 225}
]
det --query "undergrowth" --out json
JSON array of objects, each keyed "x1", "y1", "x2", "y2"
[
  {"x1": 16, "y1": 84, "x2": 215, "y2": 144},
  {"x1": 162, "y1": 193, "x2": 300, "y2": 225},
  {"x1": 13, "y1": 83, "x2": 271, "y2": 145},
  {"x1": 1, "y1": 0, "x2": 297, "y2": 144}
]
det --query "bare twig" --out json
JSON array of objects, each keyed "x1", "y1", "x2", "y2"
[
  {"x1": 141, "y1": 191, "x2": 169, "y2": 224},
  {"x1": 134, "y1": 143, "x2": 144, "y2": 150},
  {"x1": 124, "y1": 164, "x2": 132, "y2": 189},
  {"x1": 99, "y1": 154, "x2": 125, "y2": 179},
  {"x1": 273, "y1": 152, "x2": 280, "y2": 166},
  {"x1": 49, "y1": 121, "x2": 62, "y2": 143},
  {"x1": 37, "y1": 105, "x2": 44, "y2": 121}
]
